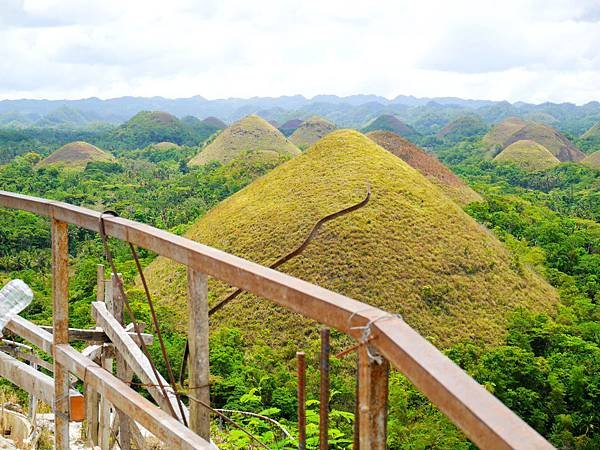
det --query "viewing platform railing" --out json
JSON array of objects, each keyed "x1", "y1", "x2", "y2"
[{"x1": 0, "y1": 190, "x2": 554, "y2": 449}]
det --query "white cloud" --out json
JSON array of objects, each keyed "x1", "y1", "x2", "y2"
[{"x1": 0, "y1": 0, "x2": 599, "y2": 103}]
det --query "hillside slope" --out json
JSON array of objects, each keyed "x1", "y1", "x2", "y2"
[
  {"x1": 494, "y1": 140, "x2": 561, "y2": 171},
  {"x1": 38, "y1": 141, "x2": 113, "y2": 169},
  {"x1": 582, "y1": 150, "x2": 600, "y2": 169},
  {"x1": 146, "y1": 130, "x2": 557, "y2": 350},
  {"x1": 278, "y1": 119, "x2": 303, "y2": 136},
  {"x1": 189, "y1": 115, "x2": 300, "y2": 165},
  {"x1": 367, "y1": 131, "x2": 482, "y2": 205},
  {"x1": 288, "y1": 116, "x2": 336, "y2": 148}
]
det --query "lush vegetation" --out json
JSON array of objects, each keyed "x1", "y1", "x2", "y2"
[{"x1": 0, "y1": 123, "x2": 598, "y2": 449}]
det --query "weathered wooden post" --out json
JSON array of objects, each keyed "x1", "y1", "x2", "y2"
[
  {"x1": 51, "y1": 218, "x2": 70, "y2": 450},
  {"x1": 111, "y1": 273, "x2": 132, "y2": 450},
  {"x1": 356, "y1": 346, "x2": 389, "y2": 450},
  {"x1": 187, "y1": 268, "x2": 210, "y2": 440}
]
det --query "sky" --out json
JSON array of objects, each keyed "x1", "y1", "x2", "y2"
[{"x1": 1, "y1": 0, "x2": 600, "y2": 104}]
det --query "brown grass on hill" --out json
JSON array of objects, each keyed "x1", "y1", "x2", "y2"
[
  {"x1": 367, "y1": 131, "x2": 482, "y2": 205},
  {"x1": 278, "y1": 118, "x2": 303, "y2": 136},
  {"x1": 147, "y1": 111, "x2": 178, "y2": 125},
  {"x1": 482, "y1": 117, "x2": 528, "y2": 152},
  {"x1": 37, "y1": 141, "x2": 113, "y2": 169},
  {"x1": 145, "y1": 130, "x2": 557, "y2": 353}
]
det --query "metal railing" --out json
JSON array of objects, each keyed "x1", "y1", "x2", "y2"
[{"x1": 0, "y1": 190, "x2": 554, "y2": 449}]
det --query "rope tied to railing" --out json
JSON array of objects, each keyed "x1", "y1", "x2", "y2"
[{"x1": 348, "y1": 310, "x2": 403, "y2": 365}]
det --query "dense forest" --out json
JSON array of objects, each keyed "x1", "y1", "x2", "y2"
[{"x1": 0, "y1": 114, "x2": 598, "y2": 449}]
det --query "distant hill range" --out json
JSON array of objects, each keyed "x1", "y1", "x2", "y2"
[{"x1": 1, "y1": 95, "x2": 599, "y2": 138}]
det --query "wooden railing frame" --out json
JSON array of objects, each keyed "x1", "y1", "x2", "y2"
[{"x1": 0, "y1": 190, "x2": 555, "y2": 449}]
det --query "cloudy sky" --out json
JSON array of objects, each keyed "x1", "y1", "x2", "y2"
[{"x1": 1, "y1": 0, "x2": 600, "y2": 103}]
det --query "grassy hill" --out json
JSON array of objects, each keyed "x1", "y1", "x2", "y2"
[
  {"x1": 483, "y1": 118, "x2": 585, "y2": 161},
  {"x1": 436, "y1": 114, "x2": 488, "y2": 142},
  {"x1": 367, "y1": 131, "x2": 482, "y2": 205},
  {"x1": 37, "y1": 141, "x2": 113, "y2": 169},
  {"x1": 288, "y1": 116, "x2": 336, "y2": 149},
  {"x1": 362, "y1": 114, "x2": 420, "y2": 139},
  {"x1": 278, "y1": 119, "x2": 303, "y2": 136},
  {"x1": 110, "y1": 111, "x2": 217, "y2": 149},
  {"x1": 145, "y1": 130, "x2": 557, "y2": 352},
  {"x1": 494, "y1": 140, "x2": 561, "y2": 171},
  {"x1": 188, "y1": 115, "x2": 300, "y2": 166},
  {"x1": 582, "y1": 150, "x2": 600, "y2": 169}
]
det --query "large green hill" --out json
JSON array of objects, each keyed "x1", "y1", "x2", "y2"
[
  {"x1": 436, "y1": 114, "x2": 488, "y2": 142},
  {"x1": 110, "y1": 111, "x2": 218, "y2": 149},
  {"x1": 145, "y1": 130, "x2": 557, "y2": 352},
  {"x1": 188, "y1": 115, "x2": 300, "y2": 166}
]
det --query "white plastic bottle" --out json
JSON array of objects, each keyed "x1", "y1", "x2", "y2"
[{"x1": 0, "y1": 279, "x2": 33, "y2": 332}]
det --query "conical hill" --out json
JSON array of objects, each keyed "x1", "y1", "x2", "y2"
[
  {"x1": 367, "y1": 131, "x2": 482, "y2": 205},
  {"x1": 145, "y1": 130, "x2": 557, "y2": 351},
  {"x1": 38, "y1": 141, "x2": 113, "y2": 169},
  {"x1": 494, "y1": 140, "x2": 561, "y2": 171},
  {"x1": 188, "y1": 115, "x2": 300, "y2": 166},
  {"x1": 288, "y1": 116, "x2": 336, "y2": 148}
]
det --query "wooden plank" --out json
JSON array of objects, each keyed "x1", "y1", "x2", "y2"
[
  {"x1": 51, "y1": 218, "x2": 70, "y2": 450},
  {"x1": 54, "y1": 344, "x2": 211, "y2": 450},
  {"x1": 39, "y1": 325, "x2": 153, "y2": 345},
  {"x1": 91, "y1": 301, "x2": 188, "y2": 422},
  {"x1": 0, "y1": 344, "x2": 54, "y2": 373},
  {"x1": 357, "y1": 347, "x2": 389, "y2": 450},
  {"x1": 0, "y1": 350, "x2": 84, "y2": 421},
  {"x1": 0, "y1": 190, "x2": 555, "y2": 450},
  {"x1": 4, "y1": 315, "x2": 53, "y2": 354},
  {"x1": 187, "y1": 268, "x2": 210, "y2": 440},
  {"x1": 111, "y1": 273, "x2": 132, "y2": 450}
]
